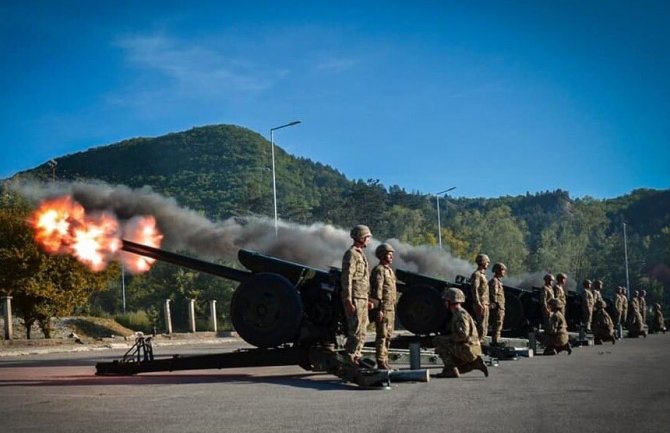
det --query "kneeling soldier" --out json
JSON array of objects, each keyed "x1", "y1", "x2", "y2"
[
  {"x1": 433, "y1": 288, "x2": 488, "y2": 378},
  {"x1": 542, "y1": 298, "x2": 572, "y2": 355},
  {"x1": 650, "y1": 304, "x2": 666, "y2": 334},
  {"x1": 592, "y1": 300, "x2": 616, "y2": 345}
]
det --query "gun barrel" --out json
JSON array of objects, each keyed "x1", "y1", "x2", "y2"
[{"x1": 121, "y1": 239, "x2": 251, "y2": 282}]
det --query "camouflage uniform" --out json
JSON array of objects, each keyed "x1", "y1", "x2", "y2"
[
  {"x1": 434, "y1": 308, "x2": 482, "y2": 370},
  {"x1": 650, "y1": 304, "x2": 666, "y2": 334},
  {"x1": 471, "y1": 268, "x2": 489, "y2": 342},
  {"x1": 638, "y1": 292, "x2": 647, "y2": 324},
  {"x1": 489, "y1": 274, "x2": 505, "y2": 345},
  {"x1": 341, "y1": 244, "x2": 370, "y2": 361},
  {"x1": 554, "y1": 275, "x2": 567, "y2": 317},
  {"x1": 627, "y1": 294, "x2": 646, "y2": 337},
  {"x1": 543, "y1": 299, "x2": 571, "y2": 355},
  {"x1": 581, "y1": 281, "x2": 595, "y2": 332},
  {"x1": 541, "y1": 281, "x2": 555, "y2": 329},
  {"x1": 614, "y1": 289, "x2": 624, "y2": 326},
  {"x1": 621, "y1": 292, "x2": 628, "y2": 326},
  {"x1": 370, "y1": 260, "x2": 396, "y2": 368},
  {"x1": 592, "y1": 300, "x2": 616, "y2": 344}
]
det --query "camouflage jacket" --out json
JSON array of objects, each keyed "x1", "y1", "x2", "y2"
[
  {"x1": 449, "y1": 307, "x2": 481, "y2": 356},
  {"x1": 470, "y1": 269, "x2": 489, "y2": 307},
  {"x1": 554, "y1": 284, "x2": 566, "y2": 306},
  {"x1": 341, "y1": 245, "x2": 370, "y2": 301},
  {"x1": 489, "y1": 276, "x2": 505, "y2": 308},
  {"x1": 582, "y1": 289, "x2": 595, "y2": 310},
  {"x1": 370, "y1": 263, "x2": 397, "y2": 310},
  {"x1": 593, "y1": 308, "x2": 614, "y2": 333},
  {"x1": 541, "y1": 284, "x2": 555, "y2": 315}
]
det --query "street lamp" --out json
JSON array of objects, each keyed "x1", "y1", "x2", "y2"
[
  {"x1": 48, "y1": 159, "x2": 57, "y2": 182},
  {"x1": 623, "y1": 222, "x2": 630, "y2": 300},
  {"x1": 270, "y1": 120, "x2": 301, "y2": 237},
  {"x1": 436, "y1": 186, "x2": 456, "y2": 249}
]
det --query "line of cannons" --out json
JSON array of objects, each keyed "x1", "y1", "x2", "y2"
[{"x1": 96, "y1": 240, "x2": 601, "y2": 388}]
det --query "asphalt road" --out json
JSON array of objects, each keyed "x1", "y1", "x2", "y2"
[{"x1": 1, "y1": 335, "x2": 669, "y2": 433}]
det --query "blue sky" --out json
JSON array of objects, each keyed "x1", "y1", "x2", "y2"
[{"x1": 2, "y1": 1, "x2": 669, "y2": 199}]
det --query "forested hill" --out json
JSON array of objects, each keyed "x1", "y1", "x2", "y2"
[{"x1": 11, "y1": 124, "x2": 670, "y2": 301}]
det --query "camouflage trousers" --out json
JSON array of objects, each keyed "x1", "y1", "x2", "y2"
[
  {"x1": 475, "y1": 305, "x2": 490, "y2": 342},
  {"x1": 542, "y1": 331, "x2": 569, "y2": 350},
  {"x1": 490, "y1": 306, "x2": 505, "y2": 344},
  {"x1": 627, "y1": 310, "x2": 645, "y2": 334},
  {"x1": 344, "y1": 298, "x2": 369, "y2": 359},
  {"x1": 375, "y1": 308, "x2": 395, "y2": 362},
  {"x1": 433, "y1": 335, "x2": 478, "y2": 369},
  {"x1": 582, "y1": 308, "x2": 593, "y2": 331}
]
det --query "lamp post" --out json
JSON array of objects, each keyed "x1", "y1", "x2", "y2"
[
  {"x1": 623, "y1": 222, "x2": 630, "y2": 299},
  {"x1": 436, "y1": 186, "x2": 456, "y2": 249},
  {"x1": 270, "y1": 120, "x2": 301, "y2": 238},
  {"x1": 48, "y1": 159, "x2": 57, "y2": 181}
]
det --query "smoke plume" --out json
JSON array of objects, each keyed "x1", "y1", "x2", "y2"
[{"x1": 13, "y1": 180, "x2": 475, "y2": 280}]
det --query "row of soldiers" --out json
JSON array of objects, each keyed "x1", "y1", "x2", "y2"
[{"x1": 340, "y1": 224, "x2": 666, "y2": 378}]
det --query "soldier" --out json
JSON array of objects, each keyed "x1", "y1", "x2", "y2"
[
  {"x1": 554, "y1": 273, "x2": 568, "y2": 317},
  {"x1": 581, "y1": 279, "x2": 595, "y2": 332},
  {"x1": 341, "y1": 224, "x2": 372, "y2": 365},
  {"x1": 433, "y1": 288, "x2": 488, "y2": 378},
  {"x1": 627, "y1": 290, "x2": 646, "y2": 338},
  {"x1": 542, "y1": 298, "x2": 572, "y2": 355},
  {"x1": 370, "y1": 242, "x2": 397, "y2": 370},
  {"x1": 592, "y1": 300, "x2": 616, "y2": 345},
  {"x1": 593, "y1": 280, "x2": 604, "y2": 305},
  {"x1": 541, "y1": 274, "x2": 555, "y2": 329},
  {"x1": 614, "y1": 287, "x2": 625, "y2": 327},
  {"x1": 650, "y1": 304, "x2": 666, "y2": 334},
  {"x1": 489, "y1": 262, "x2": 506, "y2": 346},
  {"x1": 470, "y1": 253, "x2": 491, "y2": 343},
  {"x1": 639, "y1": 290, "x2": 648, "y2": 324}
]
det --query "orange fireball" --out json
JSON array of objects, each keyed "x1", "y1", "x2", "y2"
[{"x1": 30, "y1": 196, "x2": 162, "y2": 273}]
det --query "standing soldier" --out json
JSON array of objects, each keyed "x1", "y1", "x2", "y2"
[
  {"x1": 592, "y1": 300, "x2": 616, "y2": 345},
  {"x1": 370, "y1": 242, "x2": 397, "y2": 370},
  {"x1": 554, "y1": 273, "x2": 568, "y2": 317},
  {"x1": 341, "y1": 224, "x2": 372, "y2": 365},
  {"x1": 541, "y1": 274, "x2": 555, "y2": 330},
  {"x1": 581, "y1": 279, "x2": 595, "y2": 332},
  {"x1": 433, "y1": 288, "x2": 488, "y2": 378},
  {"x1": 627, "y1": 290, "x2": 646, "y2": 338},
  {"x1": 614, "y1": 287, "x2": 625, "y2": 338},
  {"x1": 489, "y1": 262, "x2": 507, "y2": 346},
  {"x1": 470, "y1": 253, "x2": 491, "y2": 343},
  {"x1": 639, "y1": 290, "x2": 648, "y2": 324},
  {"x1": 593, "y1": 280, "x2": 605, "y2": 305},
  {"x1": 543, "y1": 298, "x2": 572, "y2": 355},
  {"x1": 650, "y1": 304, "x2": 666, "y2": 334}
]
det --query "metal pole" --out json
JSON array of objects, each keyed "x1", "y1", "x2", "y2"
[
  {"x1": 121, "y1": 265, "x2": 126, "y2": 314},
  {"x1": 623, "y1": 222, "x2": 630, "y2": 300},
  {"x1": 436, "y1": 195, "x2": 442, "y2": 249},
  {"x1": 269, "y1": 120, "x2": 301, "y2": 238},
  {"x1": 435, "y1": 187, "x2": 456, "y2": 249}
]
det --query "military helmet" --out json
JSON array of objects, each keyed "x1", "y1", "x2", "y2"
[
  {"x1": 492, "y1": 262, "x2": 507, "y2": 273},
  {"x1": 442, "y1": 287, "x2": 466, "y2": 304},
  {"x1": 594, "y1": 279, "x2": 603, "y2": 288},
  {"x1": 583, "y1": 279, "x2": 592, "y2": 287},
  {"x1": 544, "y1": 273, "x2": 555, "y2": 282},
  {"x1": 375, "y1": 242, "x2": 395, "y2": 259},
  {"x1": 556, "y1": 272, "x2": 567, "y2": 281},
  {"x1": 475, "y1": 253, "x2": 490, "y2": 265},
  {"x1": 350, "y1": 224, "x2": 372, "y2": 241}
]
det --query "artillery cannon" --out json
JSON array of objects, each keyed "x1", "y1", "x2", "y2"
[{"x1": 97, "y1": 240, "x2": 430, "y2": 388}]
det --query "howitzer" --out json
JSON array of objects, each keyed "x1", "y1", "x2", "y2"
[
  {"x1": 96, "y1": 240, "x2": 431, "y2": 388},
  {"x1": 395, "y1": 269, "x2": 532, "y2": 336}
]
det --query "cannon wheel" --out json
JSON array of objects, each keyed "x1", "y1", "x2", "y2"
[
  {"x1": 397, "y1": 284, "x2": 447, "y2": 335},
  {"x1": 231, "y1": 272, "x2": 303, "y2": 348}
]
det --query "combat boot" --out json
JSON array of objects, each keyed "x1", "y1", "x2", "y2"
[
  {"x1": 565, "y1": 342, "x2": 573, "y2": 355},
  {"x1": 435, "y1": 367, "x2": 460, "y2": 378},
  {"x1": 473, "y1": 356, "x2": 489, "y2": 377}
]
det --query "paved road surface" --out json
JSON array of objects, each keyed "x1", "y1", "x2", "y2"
[{"x1": 1, "y1": 335, "x2": 668, "y2": 433}]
